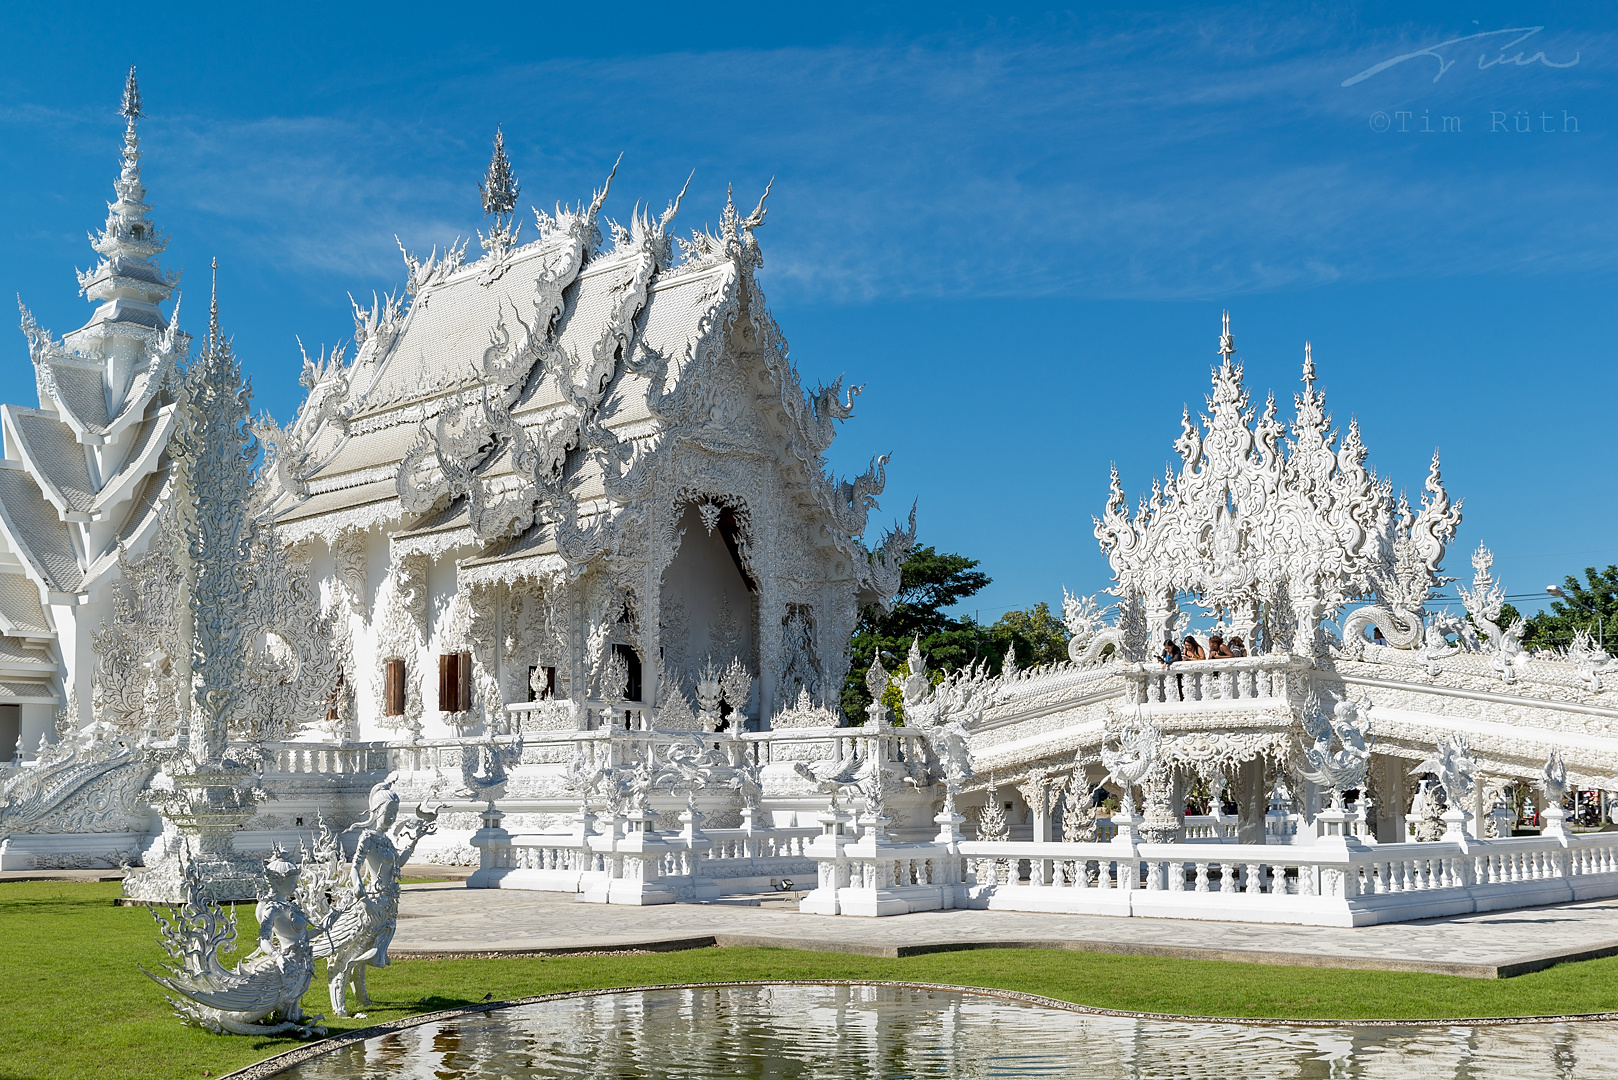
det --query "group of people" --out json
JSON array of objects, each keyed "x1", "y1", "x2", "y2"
[{"x1": 1160, "y1": 633, "x2": 1247, "y2": 667}]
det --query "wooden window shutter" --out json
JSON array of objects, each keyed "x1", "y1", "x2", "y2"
[
  {"x1": 384, "y1": 659, "x2": 405, "y2": 716},
  {"x1": 458, "y1": 651, "x2": 472, "y2": 713},
  {"x1": 439, "y1": 654, "x2": 453, "y2": 713}
]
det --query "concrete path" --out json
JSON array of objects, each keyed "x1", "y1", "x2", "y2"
[{"x1": 389, "y1": 884, "x2": 1618, "y2": 978}]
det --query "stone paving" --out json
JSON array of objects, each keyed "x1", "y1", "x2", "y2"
[{"x1": 389, "y1": 882, "x2": 1618, "y2": 978}]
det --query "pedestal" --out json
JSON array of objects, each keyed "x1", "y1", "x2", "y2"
[
  {"x1": 799, "y1": 805, "x2": 853, "y2": 914},
  {"x1": 1440, "y1": 806, "x2": 1472, "y2": 843},
  {"x1": 467, "y1": 805, "x2": 511, "y2": 889},
  {"x1": 122, "y1": 764, "x2": 265, "y2": 903}
]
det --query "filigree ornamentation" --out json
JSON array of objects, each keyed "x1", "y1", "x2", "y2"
[
  {"x1": 1060, "y1": 766, "x2": 1098, "y2": 842},
  {"x1": 0, "y1": 723, "x2": 151, "y2": 836},
  {"x1": 1458, "y1": 544, "x2": 1527, "y2": 682},
  {"x1": 974, "y1": 777, "x2": 1009, "y2": 842},
  {"x1": 371, "y1": 555, "x2": 427, "y2": 736},
  {"x1": 1095, "y1": 325, "x2": 1461, "y2": 655},
  {"x1": 333, "y1": 533, "x2": 367, "y2": 614}
]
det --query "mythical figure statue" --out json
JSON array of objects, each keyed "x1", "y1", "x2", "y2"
[
  {"x1": 1411, "y1": 736, "x2": 1477, "y2": 815},
  {"x1": 143, "y1": 847, "x2": 327, "y2": 1037},
  {"x1": 1458, "y1": 545, "x2": 1527, "y2": 682},
  {"x1": 1063, "y1": 591, "x2": 1118, "y2": 665},
  {"x1": 1299, "y1": 694, "x2": 1372, "y2": 805},
  {"x1": 461, "y1": 735, "x2": 524, "y2": 808},
  {"x1": 1565, "y1": 629, "x2": 1618, "y2": 693},
  {"x1": 1100, "y1": 722, "x2": 1158, "y2": 817},
  {"x1": 1538, "y1": 749, "x2": 1569, "y2": 808},
  {"x1": 314, "y1": 775, "x2": 439, "y2": 1017}
]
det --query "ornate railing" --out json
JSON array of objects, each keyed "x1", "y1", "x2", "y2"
[
  {"x1": 1127, "y1": 655, "x2": 1308, "y2": 706},
  {"x1": 259, "y1": 741, "x2": 391, "y2": 777},
  {"x1": 468, "y1": 818, "x2": 819, "y2": 901},
  {"x1": 806, "y1": 829, "x2": 1618, "y2": 925}
]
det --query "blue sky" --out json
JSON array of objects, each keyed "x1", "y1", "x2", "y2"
[{"x1": 0, "y1": 2, "x2": 1613, "y2": 622}]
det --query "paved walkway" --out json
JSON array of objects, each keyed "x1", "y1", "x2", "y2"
[{"x1": 389, "y1": 884, "x2": 1618, "y2": 978}]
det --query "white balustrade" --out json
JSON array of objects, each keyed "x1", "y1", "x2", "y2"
[
  {"x1": 1132, "y1": 656, "x2": 1303, "y2": 706},
  {"x1": 810, "y1": 831, "x2": 1618, "y2": 924},
  {"x1": 469, "y1": 815, "x2": 818, "y2": 903}
]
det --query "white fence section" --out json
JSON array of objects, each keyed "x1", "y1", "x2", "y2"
[
  {"x1": 468, "y1": 810, "x2": 819, "y2": 904},
  {"x1": 803, "y1": 824, "x2": 1618, "y2": 925}
]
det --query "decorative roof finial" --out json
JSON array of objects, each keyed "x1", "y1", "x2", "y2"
[
  {"x1": 479, "y1": 127, "x2": 520, "y2": 221},
  {"x1": 1302, "y1": 340, "x2": 1315, "y2": 386},
  {"x1": 208, "y1": 258, "x2": 220, "y2": 351},
  {"x1": 121, "y1": 65, "x2": 143, "y2": 121},
  {"x1": 1218, "y1": 310, "x2": 1235, "y2": 360}
]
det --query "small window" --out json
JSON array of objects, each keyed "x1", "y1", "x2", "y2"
[
  {"x1": 611, "y1": 643, "x2": 642, "y2": 702},
  {"x1": 130, "y1": 225, "x2": 144, "y2": 240},
  {"x1": 528, "y1": 665, "x2": 557, "y2": 702},
  {"x1": 383, "y1": 659, "x2": 406, "y2": 717},
  {"x1": 439, "y1": 651, "x2": 472, "y2": 713}
]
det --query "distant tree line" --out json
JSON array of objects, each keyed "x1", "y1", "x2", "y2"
[
  {"x1": 840, "y1": 543, "x2": 1069, "y2": 721},
  {"x1": 1510, "y1": 565, "x2": 1618, "y2": 652}
]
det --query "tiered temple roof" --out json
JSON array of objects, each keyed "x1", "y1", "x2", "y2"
[
  {"x1": 266, "y1": 156, "x2": 906, "y2": 600},
  {"x1": 0, "y1": 68, "x2": 186, "y2": 711}
]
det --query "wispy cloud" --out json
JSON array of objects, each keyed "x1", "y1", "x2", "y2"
[{"x1": 7, "y1": 9, "x2": 1614, "y2": 311}]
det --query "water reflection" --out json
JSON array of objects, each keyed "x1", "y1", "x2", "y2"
[{"x1": 275, "y1": 983, "x2": 1618, "y2": 1079}]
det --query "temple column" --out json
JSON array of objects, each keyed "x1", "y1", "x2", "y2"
[
  {"x1": 1016, "y1": 772, "x2": 1052, "y2": 843},
  {"x1": 1369, "y1": 754, "x2": 1405, "y2": 843},
  {"x1": 1235, "y1": 758, "x2": 1267, "y2": 845}
]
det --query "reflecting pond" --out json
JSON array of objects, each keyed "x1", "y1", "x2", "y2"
[{"x1": 275, "y1": 983, "x2": 1618, "y2": 1079}]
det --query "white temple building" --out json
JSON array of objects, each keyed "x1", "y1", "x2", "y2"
[
  {"x1": 5, "y1": 75, "x2": 1618, "y2": 931},
  {"x1": 0, "y1": 69, "x2": 182, "y2": 762},
  {"x1": 256, "y1": 131, "x2": 912, "y2": 749}
]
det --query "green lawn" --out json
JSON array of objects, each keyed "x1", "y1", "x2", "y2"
[{"x1": 5, "y1": 880, "x2": 1618, "y2": 1080}]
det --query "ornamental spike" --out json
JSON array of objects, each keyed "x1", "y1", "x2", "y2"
[
  {"x1": 1302, "y1": 340, "x2": 1315, "y2": 386},
  {"x1": 479, "y1": 127, "x2": 520, "y2": 220},
  {"x1": 208, "y1": 258, "x2": 221, "y2": 354},
  {"x1": 1218, "y1": 310, "x2": 1235, "y2": 360},
  {"x1": 121, "y1": 65, "x2": 143, "y2": 121}
]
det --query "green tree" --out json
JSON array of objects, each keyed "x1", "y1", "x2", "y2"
[
  {"x1": 841, "y1": 545, "x2": 991, "y2": 721},
  {"x1": 989, "y1": 602, "x2": 1071, "y2": 669},
  {"x1": 1522, "y1": 566, "x2": 1618, "y2": 652}
]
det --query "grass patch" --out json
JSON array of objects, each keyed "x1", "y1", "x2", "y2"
[{"x1": 5, "y1": 880, "x2": 1618, "y2": 1080}]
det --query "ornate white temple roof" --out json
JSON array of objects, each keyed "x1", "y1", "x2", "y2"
[
  {"x1": 266, "y1": 156, "x2": 905, "y2": 595},
  {"x1": 0, "y1": 68, "x2": 187, "y2": 707}
]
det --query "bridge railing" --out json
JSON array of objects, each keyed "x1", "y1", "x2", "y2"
[{"x1": 803, "y1": 828, "x2": 1618, "y2": 925}]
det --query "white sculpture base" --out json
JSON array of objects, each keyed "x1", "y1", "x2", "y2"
[{"x1": 0, "y1": 832, "x2": 145, "y2": 871}]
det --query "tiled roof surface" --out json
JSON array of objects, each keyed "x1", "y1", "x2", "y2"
[{"x1": 0, "y1": 468, "x2": 83, "y2": 593}]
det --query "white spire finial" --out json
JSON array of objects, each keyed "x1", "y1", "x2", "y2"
[
  {"x1": 1218, "y1": 310, "x2": 1235, "y2": 360},
  {"x1": 1302, "y1": 340, "x2": 1315, "y2": 386},
  {"x1": 208, "y1": 258, "x2": 220, "y2": 352},
  {"x1": 479, "y1": 127, "x2": 520, "y2": 221},
  {"x1": 121, "y1": 65, "x2": 143, "y2": 122}
]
